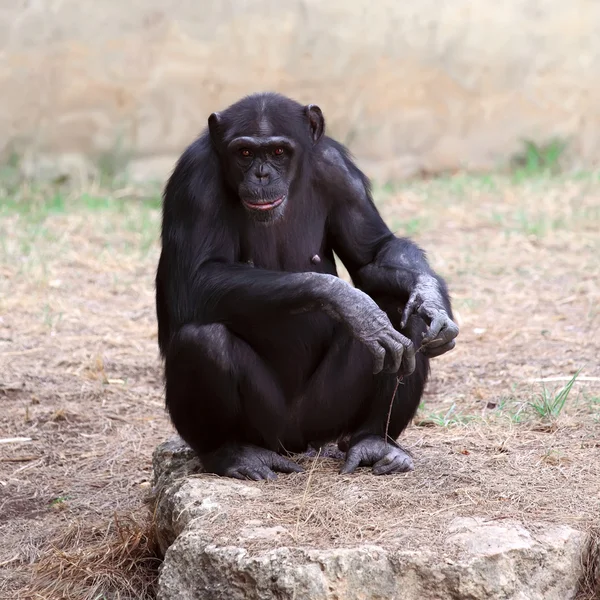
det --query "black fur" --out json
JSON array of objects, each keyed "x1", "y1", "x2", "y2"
[{"x1": 155, "y1": 93, "x2": 458, "y2": 479}]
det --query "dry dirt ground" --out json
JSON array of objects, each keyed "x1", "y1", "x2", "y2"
[{"x1": 0, "y1": 172, "x2": 599, "y2": 599}]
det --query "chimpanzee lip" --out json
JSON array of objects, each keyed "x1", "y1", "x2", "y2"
[{"x1": 243, "y1": 195, "x2": 286, "y2": 211}]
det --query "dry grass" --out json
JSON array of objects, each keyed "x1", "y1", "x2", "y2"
[
  {"x1": 1, "y1": 171, "x2": 599, "y2": 598},
  {"x1": 162, "y1": 418, "x2": 599, "y2": 553},
  {"x1": 28, "y1": 513, "x2": 159, "y2": 600},
  {"x1": 0, "y1": 180, "x2": 168, "y2": 599},
  {"x1": 579, "y1": 526, "x2": 600, "y2": 600}
]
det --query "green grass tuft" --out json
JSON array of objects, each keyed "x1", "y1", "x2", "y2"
[
  {"x1": 528, "y1": 370, "x2": 582, "y2": 420},
  {"x1": 510, "y1": 138, "x2": 567, "y2": 181}
]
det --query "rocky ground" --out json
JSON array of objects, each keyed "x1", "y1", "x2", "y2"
[{"x1": 0, "y1": 172, "x2": 598, "y2": 598}]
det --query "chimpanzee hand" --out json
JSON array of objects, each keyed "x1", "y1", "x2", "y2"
[
  {"x1": 400, "y1": 280, "x2": 459, "y2": 358},
  {"x1": 340, "y1": 435, "x2": 414, "y2": 475},
  {"x1": 202, "y1": 443, "x2": 304, "y2": 481},
  {"x1": 324, "y1": 280, "x2": 415, "y2": 375}
]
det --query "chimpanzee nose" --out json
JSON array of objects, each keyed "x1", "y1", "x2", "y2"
[{"x1": 255, "y1": 164, "x2": 269, "y2": 182}]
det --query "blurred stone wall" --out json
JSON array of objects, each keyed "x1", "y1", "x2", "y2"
[{"x1": 1, "y1": 0, "x2": 599, "y2": 183}]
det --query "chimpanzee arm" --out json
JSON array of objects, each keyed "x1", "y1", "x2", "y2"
[
  {"x1": 320, "y1": 141, "x2": 459, "y2": 356},
  {"x1": 157, "y1": 140, "x2": 413, "y2": 374}
]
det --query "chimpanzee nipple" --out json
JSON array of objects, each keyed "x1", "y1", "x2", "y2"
[{"x1": 311, "y1": 254, "x2": 321, "y2": 264}]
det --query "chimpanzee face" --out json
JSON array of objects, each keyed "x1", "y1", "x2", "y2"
[
  {"x1": 208, "y1": 96, "x2": 324, "y2": 224},
  {"x1": 224, "y1": 134, "x2": 297, "y2": 222}
]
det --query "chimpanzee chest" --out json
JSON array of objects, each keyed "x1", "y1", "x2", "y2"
[
  {"x1": 239, "y1": 207, "x2": 335, "y2": 276},
  {"x1": 233, "y1": 209, "x2": 341, "y2": 391}
]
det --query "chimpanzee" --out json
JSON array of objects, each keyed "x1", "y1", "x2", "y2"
[{"x1": 155, "y1": 92, "x2": 458, "y2": 480}]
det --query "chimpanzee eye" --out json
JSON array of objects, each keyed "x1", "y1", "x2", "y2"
[
  {"x1": 240, "y1": 149, "x2": 252, "y2": 158},
  {"x1": 273, "y1": 148, "x2": 284, "y2": 156}
]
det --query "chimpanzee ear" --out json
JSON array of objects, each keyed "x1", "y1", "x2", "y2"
[
  {"x1": 208, "y1": 112, "x2": 222, "y2": 144},
  {"x1": 304, "y1": 104, "x2": 325, "y2": 144}
]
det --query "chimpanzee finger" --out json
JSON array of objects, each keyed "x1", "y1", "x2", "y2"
[
  {"x1": 226, "y1": 467, "x2": 263, "y2": 481},
  {"x1": 248, "y1": 465, "x2": 280, "y2": 480},
  {"x1": 418, "y1": 336, "x2": 445, "y2": 353},
  {"x1": 371, "y1": 451, "x2": 394, "y2": 474},
  {"x1": 400, "y1": 342, "x2": 416, "y2": 376},
  {"x1": 370, "y1": 344, "x2": 386, "y2": 374},
  {"x1": 381, "y1": 337, "x2": 404, "y2": 374},
  {"x1": 421, "y1": 336, "x2": 446, "y2": 348},
  {"x1": 271, "y1": 454, "x2": 304, "y2": 474},
  {"x1": 425, "y1": 317, "x2": 458, "y2": 347},
  {"x1": 399, "y1": 296, "x2": 417, "y2": 329},
  {"x1": 421, "y1": 313, "x2": 446, "y2": 344},
  {"x1": 339, "y1": 449, "x2": 364, "y2": 475},
  {"x1": 248, "y1": 469, "x2": 274, "y2": 481},
  {"x1": 445, "y1": 320, "x2": 460, "y2": 341},
  {"x1": 262, "y1": 467, "x2": 279, "y2": 480},
  {"x1": 372, "y1": 453, "x2": 414, "y2": 475},
  {"x1": 421, "y1": 339, "x2": 456, "y2": 358}
]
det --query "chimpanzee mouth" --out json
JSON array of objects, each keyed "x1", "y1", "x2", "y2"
[{"x1": 242, "y1": 195, "x2": 286, "y2": 211}]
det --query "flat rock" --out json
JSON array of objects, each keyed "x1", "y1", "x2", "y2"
[{"x1": 152, "y1": 437, "x2": 587, "y2": 600}]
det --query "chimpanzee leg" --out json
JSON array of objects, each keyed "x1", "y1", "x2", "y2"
[
  {"x1": 284, "y1": 323, "x2": 375, "y2": 453},
  {"x1": 341, "y1": 311, "x2": 430, "y2": 475},
  {"x1": 165, "y1": 323, "x2": 303, "y2": 479}
]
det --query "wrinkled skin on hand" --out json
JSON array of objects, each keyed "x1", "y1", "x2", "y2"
[
  {"x1": 340, "y1": 435, "x2": 414, "y2": 475},
  {"x1": 400, "y1": 278, "x2": 459, "y2": 358},
  {"x1": 202, "y1": 443, "x2": 304, "y2": 481},
  {"x1": 324, "y1": 279, "x2": 416, "y2": 376}
]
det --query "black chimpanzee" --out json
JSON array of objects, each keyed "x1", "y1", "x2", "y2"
[{"x1": 155, "y1": 92, "x2": 458, "y2": 480}]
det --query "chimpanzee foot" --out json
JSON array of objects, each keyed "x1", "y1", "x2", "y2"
[
  {"x1": 340, "y1": 435, "x2": 414, "y2": 475},
  {"x1": 202, "y1": 443, "x2": 304, "y2": 481}
]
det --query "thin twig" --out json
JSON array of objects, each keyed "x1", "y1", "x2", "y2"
[
  {"x1": 11, "y1": 457, "x2": 44, "y2": 476},
  {"x1": 384, "y1": 376, "x2": 403, "y2": 446},
  {"x1": 0, "y1": 348, "x2": 42, "y2": 357},
  {"x1": 0, "y1": 554, "x2": 20, "y2": 568},
  {"x1": 527, "y1": 376, "x2": 599, "y2": 383},
  {"x1": 0, "y1": 455, "x2": 39, "y2": 462}
]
